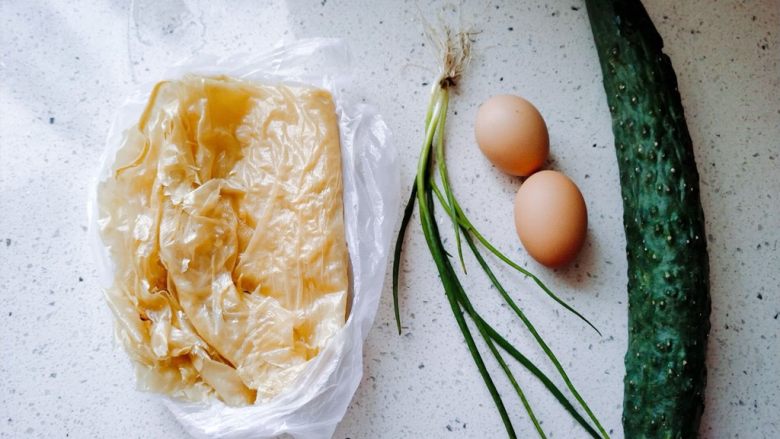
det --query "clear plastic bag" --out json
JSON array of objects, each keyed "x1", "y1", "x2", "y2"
[{"x1": 87, "y1": 38, "x2": 400, "y2": 439}]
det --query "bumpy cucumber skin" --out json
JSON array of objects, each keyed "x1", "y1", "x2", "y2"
[{"x1": 585, "y1": 1, "x2": 711, "y2": 438}]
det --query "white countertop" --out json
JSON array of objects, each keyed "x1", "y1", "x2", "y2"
[{"x1": 1, "y1": 1, "x2": 778, "y2": 438}]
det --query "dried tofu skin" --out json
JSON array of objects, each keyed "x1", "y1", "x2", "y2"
[{"x1": 98, "y1": 75, "x2": 349, "y2": 406}]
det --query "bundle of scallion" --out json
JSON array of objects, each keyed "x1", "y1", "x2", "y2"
[{"x1": 392, "y1": 25, "x2": 610, "y2": 439}]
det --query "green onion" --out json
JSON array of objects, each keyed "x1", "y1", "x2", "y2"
[{"x1": 392, "y1": 23, "x2": 610, "y2": 439}]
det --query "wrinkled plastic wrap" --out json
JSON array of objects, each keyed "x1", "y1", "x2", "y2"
[{"x1": 88, "y1": 39, "x2": 399, "y2": 439}]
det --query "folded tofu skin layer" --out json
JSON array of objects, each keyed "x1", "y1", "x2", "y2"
[{"x1": 98, "y1": 75, "x2": 349, "y2": 406}]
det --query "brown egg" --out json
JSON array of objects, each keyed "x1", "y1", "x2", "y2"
[
  {"x1": 513, "y1": 170, "x2": 587, "y2": 267},
  {"x1": 475, "y1": 94, "x2": 549, "y2": 176}
]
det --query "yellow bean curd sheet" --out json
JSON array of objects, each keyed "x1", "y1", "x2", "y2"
[{"x1": 98, "y1": 75, "x2": 349, "y2": 406}]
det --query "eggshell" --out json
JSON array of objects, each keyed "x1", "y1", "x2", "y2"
[
  {"x1": 475, "y1": 94, "x2": 549, "y2": 176},
  {"x1": 513, "y1": 170, "x2": 587, "y2": 267}
]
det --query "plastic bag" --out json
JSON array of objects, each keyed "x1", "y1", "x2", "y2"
[{"x1": 88, "y1": 38, "x2": 400, "y2": 439}]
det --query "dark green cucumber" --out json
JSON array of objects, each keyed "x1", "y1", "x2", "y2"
[{"x1": 585, "y1": 1, "x2": 711, "y2": 438}]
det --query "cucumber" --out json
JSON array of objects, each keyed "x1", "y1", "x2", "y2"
[{"x1": 585, "y1": 1, "x2": 711, "y2": 437}]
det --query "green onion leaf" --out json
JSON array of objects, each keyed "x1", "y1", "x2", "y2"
[
  {"x1": 392, "y1": 183, "x2": 418, "y2": 334},
  {"x1": 463, "y1": 231, "x2": 610, "y2": 439}
]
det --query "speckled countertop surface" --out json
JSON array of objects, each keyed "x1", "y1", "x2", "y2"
[{"x1": 1, "y1": 1, "x2": 778, "y2": 438}]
